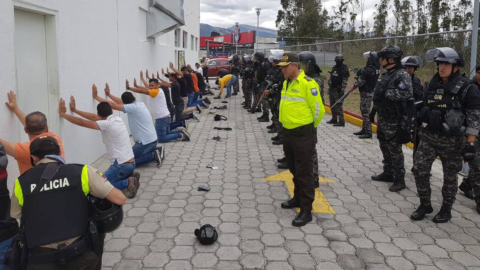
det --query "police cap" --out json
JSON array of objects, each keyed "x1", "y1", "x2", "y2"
[
  {"x1": 30, "y1": 136, "x2": 60, "y2": 157},
  {"x1": 277, "y1": 52, "x2": 300, "y2": 67}
]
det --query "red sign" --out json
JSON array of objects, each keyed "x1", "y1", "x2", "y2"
[{"x1": 200, "y1": 31, "x2": 256, "y2": 48}]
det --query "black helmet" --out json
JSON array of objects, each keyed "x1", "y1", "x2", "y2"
[
  {"x1": 194, "y1": 224, "x2": 218, "y2": 245},
  {"x1": 378, "y1": 46, "x2": 403, "y2": 60},
  {"x1": 401, "y1": 56, "x2": 424, "y2": 68},
  {"x1": 363, "y1": 51, "x2": 381, "y2": 69},
  {"x1": 232, "y1": 55, "x2": 239, "y2": 62},
  {"x1": 299, "y1": 51, "x2": 321, "y2": 76},
  {"x1": 299, "y1": 51, "x2": 317, "y2": 65},
  {"x1": 253, "y1": 52, "x2": 265, "y2": 62},
  {"x1": 334, "y1": 54, "x2": 344, "y2": 62},
  {"x1": 425, "y1": 47, "x2": 464, "y2": 67},
  {"x1": 217, "y1": 68, "x2": 229, "y2": 78},
  {"x1": 89, "y1": 196, "x2": 123, "y2": 233}
]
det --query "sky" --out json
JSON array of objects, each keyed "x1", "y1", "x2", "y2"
[{"x1": 199, "y1": 0, "x2": 381, "y2": 30}]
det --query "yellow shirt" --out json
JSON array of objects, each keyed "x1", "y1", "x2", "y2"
[{"x1": 218, "y1": 74, "x2": 233, "y2": 95}]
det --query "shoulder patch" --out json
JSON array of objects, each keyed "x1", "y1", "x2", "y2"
[
  {"x1": 398, "y1": 80, "x2": 408, "y2": 90},
  {"x1": 311, "y1": 88, "x2": 318, "y2": 96},
  {"x1": 304, "y1": 76, "x2": 312, "y2": 82}
]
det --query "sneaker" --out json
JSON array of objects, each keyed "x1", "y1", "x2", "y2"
[
  {"x1": 181, "y1": 121, "x2": 188, "y2": 129},
  {"x1": 201, "y1": 101, "x2": 209, "y2": 108},
  {"x1": 196, "y1": 105, "x2": 202, "y2": 113},
  {"x1": 180, "y1": 129, "x2": 190, "y2": 141},
  {"x1": 157, "y1": 146, "x2": 165, "y2": 160},
  {"x1": 126, "y1": 172, "x2": 140, "y2": 198},
  {"x1": 154, "y1": 149, "x2": 162, "y2": 168},
  {"x1": 213, "y1": 96, "x2": 221, "y2": 99},
  {"x1": 192, "y1": 112, "x2": 200, "y2": 121},
  {"x1": 204, "y1": 97, "x2": 211, "y2": 105}
]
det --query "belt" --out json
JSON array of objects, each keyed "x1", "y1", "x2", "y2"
[{"x1": 28, "y1": 237, "x2": 88, "y2": 265}]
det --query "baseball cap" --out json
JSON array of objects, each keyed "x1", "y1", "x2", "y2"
[
  {"x1": 30, "y1": 136, "x2": 60, "y2": 156},
  {"x1": 277, "y1": 52, "x2": 300, "y2": 67}
]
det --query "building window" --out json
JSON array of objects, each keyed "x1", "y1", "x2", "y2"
[
  {"x1": 195, "y1": 37, "x2": 198, "y2": 51},
  {"x1": 174, "y1": 29, "x2": 181, "y2": 47},
  {"x1": 183, "y1": 31, "x2": 188, "y2": 49},
  {"x1": 191, "y1": 35, "x2": 194, "y2": 50}
]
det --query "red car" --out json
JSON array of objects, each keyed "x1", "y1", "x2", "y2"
[{"x1": 206, "y1": 58, "x2": 231, "y2": 78}]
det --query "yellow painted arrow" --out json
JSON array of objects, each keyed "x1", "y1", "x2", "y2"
[{"x1": 263, "y1": 170, "x2": 336, "y2": 214}]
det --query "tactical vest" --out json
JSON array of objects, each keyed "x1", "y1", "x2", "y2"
[
  {"x1": 330, "y1": 65, "x2": 347, "y2": 86},
  {"x1": 412, "y1": 76, "x2": 424, "y2": 102},
  {"x1": 360, "y1": 65, "x2": 380, "y2": 92},
  {"x1": 373, "y1": 69, "x2": 401, "y2": 109},
  {"x1": 17, "y1": 163, "x2": 89, "y2": 248},
  {"x1": 418, "y1": 75, "x2": 470, "y2": 135}
]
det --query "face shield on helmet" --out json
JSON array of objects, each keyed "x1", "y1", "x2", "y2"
[
  {"x1": 401, "y1": 56, "x2": 424, "y2": 68},
  {"x1": 298, "y1": 51, "x2": 317, "y2": 75},
  {"x1": 425, "y1": 47, "x2": 464, "y2": 67}
]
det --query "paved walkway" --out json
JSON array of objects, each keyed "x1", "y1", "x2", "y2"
[{"x1": 96, "y1": 93, "x2": 480, "y2": 270}]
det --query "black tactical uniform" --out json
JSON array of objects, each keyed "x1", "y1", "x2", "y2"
[
  {"x1": 412, "y1": 47, "x2": 480, "y2": 223},
  {"x1": 353, "y1": 52, "x2": 381, "y2": 138},
  {"x1": 328, "y1": 54, "x2": 349, "y2": 126},
  {"x1": 267, "y1": 63, "x2": 285, "y2": 143},
  {"x1": 371, "y1": 46, "x2": 413, "y2": 193},
  {"x1": 230, "y1": 55, "x2": 241, "y2": 95},
  {"x1": 241, "y1": 56, "x2": 255, "y2": 109},
  {"x1": 250, "y1": 52, "x2": 271, "y2": 116}
]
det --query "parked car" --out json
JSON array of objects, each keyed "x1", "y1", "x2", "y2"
[{"x1": 207, "y1": 58, "x2": 231, "y2": 78}]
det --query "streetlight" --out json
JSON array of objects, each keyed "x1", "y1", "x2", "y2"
[
  {"x1": 235, "y1": 22, "x2": 239, "y2": 55},
  {"x1": 255, "y1": 8, "x2": 261, "y2": 52}
]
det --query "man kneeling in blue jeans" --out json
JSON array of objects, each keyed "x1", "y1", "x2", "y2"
[{"x1": 59, "y1": 95, "x2": 141, "y2": 198}]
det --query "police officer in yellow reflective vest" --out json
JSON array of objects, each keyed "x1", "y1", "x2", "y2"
[
  {"x1": 277, "y1": 52, "x2": 325, "y2": 227},
  {"x1": 10, "y1": 136, "x2": 126, "y2": 270}
]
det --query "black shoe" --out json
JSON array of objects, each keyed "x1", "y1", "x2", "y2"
[
  {"x1": 389, "y1": 180, "x2": 406, "y2": 192},
  {"x1": 204, "y1": 97, "x2": 211, "y2": 105},
  {"x1": 475, "y1": 198, "x2": 480, "y2": 214},
  {"x1": 281, "y1": 198, "x2": 301, "y2": 209},
  {"x1": 358, "y1": 134, "x2": 372, "y2": 139},
  {"x1": 243, "y1": 105, "x2": 251, "y2": 109},
  {"x1": 267, "y1": 123, "x2": 275, "y2": 129},
  {"x1": 154, "y1": 149, "x2": 162, "y2": 168},
  {"x1": 277, "y1": 157, "x2": 287, "y2": 163},
  {"x1": 241, "y1": 102, "x2": 245, "y2": 105},
  {"x1": 268, "y1": 128, "x2": 277, "y2": 133},
  {"x1": 326, "y1": 119, "x2": 338, "y2": 124},
  {"x1": 259, "y1": 116, "x2": 269, "y2": 122},
  {"x1": 292, "y1": 210, "x2": 313, "y2": 227},
  {"x1": 272, "y1": 140, "x2": 283, "y2": 145},
  {"x1": 277, "y1": 163, "x2": 288, "y2": 169},
  {"x1": 271, "y1": 135, "x2": 280, "y2": 141},
  {"x1": 354, "y1": 129, "x2": 365, "y2": 135},
  {"x1": 255, "y1": 108, "x2": 262, "y2": 112},
  {"x1": 371, "y1": 172, "x2": 394, "y2": 182},
  {"x1": 333, "y1": 122, "x2": 345, "y2": 127},
  {"x1": 249, "y1": 109, "x2": 257, "y2": 114},
  {"x1": 411, "y1": 204, "x2": 434, "y2": 221},
  {"x1": 314, "y1": 180, "x2": 319, "y2": 188},
  {"x1": 459, "y1": 181, "x2": 474, "y2": 200},
  {"x1": 232, "y1": 93, "x2": 238, "y2": 96},
  {"x1": 432, "y1": 205, "x2": 452, "y2": 223},
  {"x1": 257, "y1": 113, "x2": 265, "y2": 120}
]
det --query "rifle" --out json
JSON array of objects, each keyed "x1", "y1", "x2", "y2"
[
  {"x1": 412, "y1": 100, "x2": 424, "y2": 154},
  {"x1": 331, "y1": 86, "x2": 356, "y2": 109},
  {"x1": 255, "y1": 80, "x2": 273, "y2": 110}
]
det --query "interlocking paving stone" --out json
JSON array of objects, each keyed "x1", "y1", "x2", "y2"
[{"x1": 94, "y1": 92, "x2": 480, "y2": 269}]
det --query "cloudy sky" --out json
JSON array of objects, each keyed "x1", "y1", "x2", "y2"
[{"x1": 200, "y1": 0, "x2": 381, "y2": 30}]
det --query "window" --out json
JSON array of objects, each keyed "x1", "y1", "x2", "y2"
[
  {"x1": 209, "y1": 60, "x2": 218, "y2": 66},
  {"x1": 183, "y1": 31, "x2": 188, "y2": 49},
  {"x1": 174, "y1": 29, "x2": 181, "y2": 47},
  {"x1": 195, "y1": 37, "x2": 198, "y2": 51},
  {"x1": 191, "y1": 35, "x2": 194, "y2": 50}
]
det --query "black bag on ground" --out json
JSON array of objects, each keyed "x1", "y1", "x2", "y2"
[{"x1": 214, "y1": 115, "x2": 227, "y2": 121}]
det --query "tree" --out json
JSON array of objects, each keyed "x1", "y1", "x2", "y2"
[
  {"x1": 331, "y1": 0, "x2": 349, "y2": 40},
  {"x1": 416, "y1": 0, "x2": 428, "y2": 34},
  {"x1": 373, "y1": 0, "x2": 390, "y2": 37},
  {"x1": 429, "y1": 0, "x2": 441, "y2": 33}
]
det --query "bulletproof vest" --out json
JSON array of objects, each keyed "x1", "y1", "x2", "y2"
[
  {"x1": 361, "y1": 65, "x2": 380, "y2": 91},
  {"x1": 18, "y1": 163, "x2": 89, "y2": 248},
  {"x1": 272, "y1": 70, "x2": 285, "y2": 84},
  {"x1": 231, "y1": 62, "x2": 240, "y2": 75},
  {"x1": 412, "y1": 76, "x2": 424, "y2": 102},
  {"x1": 418, "y1": 74, "x2": 470, "y2": 134},
  {"x1": 243, "y1": 65, "x2": 254, "y2": 79},
  {"x1": 373, "y1": 68, "x2": 402, "y2": 108},
  {"x1": 256, "y1": 61, "x2": 270, "y2": 82},
  {"x1": 330, "y1": 64, "x2": 347, "y2": 86}
]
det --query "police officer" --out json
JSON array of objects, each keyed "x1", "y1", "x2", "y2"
[
  {"x1": 412, "y1": 48, "x2": 480, "y2": 222},
  {"x1": 230, "y1": 55, "x2": 241, "y2": 96},
  {"x1": 327, "y1": 54, "x2": 350, "y2": 126},
  {"x1": 459, "y1": 64, "x2": 480, "y2": 201},
  {"x1": 371, "y1": 46, "x2": 413, "y2": 192},
  {"x1": 265, "y1": 53, "x2": 285, "y2": 137},
  {"x1": 402, "y1": 56, "x2": 424, "y2": 102},
  {"x1": 10, "y1": 136, "x2": 126, "y2": 269},
  {"x1": 250, "y1": 52, "x2": 271, "y2": 116},
  {"x1": 241, "y1": 55, "x2": 255, "y2": 109},
  {"x1": 277, "y1": 52, "x2": 325, "y2": 227},
  {"x1": 352, "y1": 52, "x2": 381, "y2": 139}
]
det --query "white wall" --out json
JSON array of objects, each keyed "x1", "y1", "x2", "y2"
[{"x1": 0, "y1": 0, "x2": 200, "y2": 181}]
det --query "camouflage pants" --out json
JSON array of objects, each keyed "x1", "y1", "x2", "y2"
[
  {"x1": 262, "y1": 97, "x2": 270, "y2": 114},
  {"x1": 377, "y1": 113, "x2": 405, "y2": 180},
  {"x1": 233, "y1": 75, "x2": 240, "y2": 94},
  {"x1": 465, "y1": 142, "x2": 480, "y2": 199},
  {"x1": 329, "y1": 87, "x2": 344, "y2": 122},
  {"x1": 252, "y1": 81, "x2": 262, "y2": 111},
  {"x1": 313, "y1": 144, "x2": 319, "y2": 181},
  {"x1": 413, "y1": 131, "x2": 464, "y2": 206},
  {"x1": 272, "y1": 105, "x2": 283, "y2": 139},
  {"x1": 360, "y1": 91, "x2": 374, "y2": 134},
  {"x1": 243, "y1": 78, "x2": 253, "y2": 107}
]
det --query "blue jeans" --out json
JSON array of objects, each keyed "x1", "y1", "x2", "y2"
[
  {"x1": 187, "y1": 93, "x2": 196, "y2": 107},
  {"x1": 170, "y1": 120, "x2": 185, "y2": 130},
  {"x1": 104, "y1": 160, "x2": 135, "y2": 190},
  {"x1": 132, "y1": 141, "x2": 157, "y2": 166},
  {"x1": 155, "y1": 118, "x2": 182, "y2": 143},
  {"x1": 226, "y1": 75, "x2": 237, "y2": 97},
  {"x1": 0, "y1": 237, "x2": 13, "y2": 270}
]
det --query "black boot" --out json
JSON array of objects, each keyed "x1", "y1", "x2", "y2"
[
  {"x1": 371, "y1": 172, "x2": 394, "y2": 182},
  {"x1": 281, "y1": 198, "x2": 301, "y2": 209},
  {"x1": 476, "y1": 198, "x2": 480, "y2": 214},
  {"x1": 411, "y1": 203, "x2": 434, "y2": 221},
  {"x1": 277, "y1": 157, "x2": 287, "y2": 163},
  {"x1": 326, "y1": 118, "x2": 337, "y2": 124},
  {"x1": 243, "y1": 105, "x2": 251, "y2": 109},
  {"x1": 257, "y1": 113, "x2": 266, "y2": 120},
  {"x1": 432, "y1": 204, "x2": 452, "y2": 223},
  {"x1": 459, "y1": 180, "x2": 474, "y2": 200},
  {"x1": 277, "y1": 163, "x2": 288, "y2": 169},
  {"x1": 248, "y1": 108, "x2": 257, "y2": 114},
  {"x1": 271, "y1": 135, "x2": 280, "y2": 141},
  {"x1": 292, "y1": 210, "x2": 313, "y2": 227},
  {"x1": 389, "y1": 178, "x2": 406, "y2": 192},
  {"x1": 268, "y1": 128, "x2": 277, "y2": 133},
  {"x1": 272, "y1": 140, "x2": 283, "y2": 145},
  {"x1": 255, "y1": 108, "x2": 262, "y2": 112},
  {"x1": 354, "y1": 129, "x2": 365, "y2": 135},
  {"x1": 241, "y1": 102, "x2": 245, "y2": 105},
  {"x1": 258, "y1": 113, "x2": 270, "y2": 122},
  {"x1": 358, "y1": 134, "x2": 372, "y2": 139},
  {"x1": 333, "y1": 122, "x2": 345, "y2": 127},
  {"x1": 267, "y1": 123, "x2": 275, "y2": 129}
]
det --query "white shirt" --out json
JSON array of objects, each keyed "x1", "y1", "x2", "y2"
[
  {"x1": 149, "y1": 89, "x2": 170, "y2": 119},
  {"x1": 197, "y1": 67, "x2": 203, "y2": 74},
  {"x1": 96, "y1": 115, "x2": 134, "y2": 164},
  {"x1": 122, "y1": 101, "x2": 157, "y2": 144}
]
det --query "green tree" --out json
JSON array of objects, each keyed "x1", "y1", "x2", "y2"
[
  {"x1": 373, "y1": 0, "x2": 390, "y2": 37},
  {"x1": 416, "y1": 0, "x2": 428, "y2": 34}
]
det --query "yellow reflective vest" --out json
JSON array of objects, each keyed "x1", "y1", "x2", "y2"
[{"x1": 279, "y1": 70, "x2": 325, "y2": 129}]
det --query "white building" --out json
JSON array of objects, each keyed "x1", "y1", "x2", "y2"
[{"x1": 0, "y1": 0, "x2": 200, "y2": 179}]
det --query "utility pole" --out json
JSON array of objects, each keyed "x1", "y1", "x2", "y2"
[
  {"x1": 470, "y1": 0, "x2": 479, "y2": 79},
  {"x1": 255, "y1": 8, "x2": 261, "y2": 52},
  {"x1": 235, "y1": 22, "x2": 239, "y2": 55}
]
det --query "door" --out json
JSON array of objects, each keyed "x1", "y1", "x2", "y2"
[
  {"x1": 208, "y1": 60, "x2": 219, "y2": 77},
  {"x1": 14, "y1": 9, "x2": 51, "y2": 141}
]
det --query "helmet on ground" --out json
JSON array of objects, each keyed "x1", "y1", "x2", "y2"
[
  {"x1": 334, "y1": 54, "x2": 345, "y2": 62},
  {"x1": 401, "y1": 56, "x2": 424, "y2": 68},
  {"x1": 194, "y1": 224, "x2": 218, "y2": 245},
  {"x1": 89, "y1": 196, "x2": 123, "y2": 233},
  {"x1": 425, "y1": 47, "x2": 464, "y2": 67}
]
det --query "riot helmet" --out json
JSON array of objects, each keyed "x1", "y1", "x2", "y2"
[
  {"x1": 253, "y1": 52, "x2": 265, "y2": 62},
  {"x1": 231, "y1": 54, "x2": 239, "y2": 63},
  {"x1": 195, "y1": 224, "x2": 218, "y2": 245},
  {"x1": 363, "y1": 51, "x2": 380, "y2": 68},
  {"x1": 334, "y1": 54, "x2": 344, "y2": 65},
  {"x1": 299, "y1": 51, "x2": 321, "y2": 76},
  {"x1": 378, "y1": 46, "x2": 403, "y2": 60},
  {"x1": 401, "y1": 56, "x2": 424, "y2": 68},
  {"x1": 217, "y1": 68, "x2": 229, "y2": 78},
  {"x1": 425, "y1": 47, "x2": 464, "y2": 67},
  {"x1": 89, "y1": 196, "x2": 123, "y2": 233}
]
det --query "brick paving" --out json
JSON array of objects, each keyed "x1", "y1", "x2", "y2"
[{"x1": 94, "y1": 92, "x2": 480, "y2": 270}]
